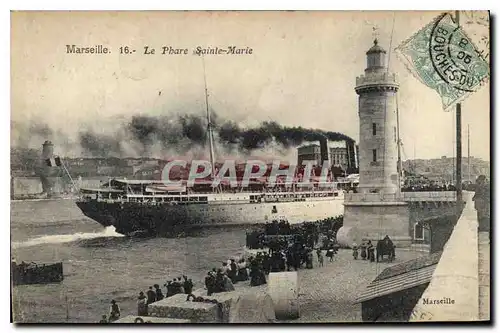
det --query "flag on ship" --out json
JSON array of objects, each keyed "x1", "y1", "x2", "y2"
[{"x1": 45, "y1": 156, "x2": 62, "y2": 167}]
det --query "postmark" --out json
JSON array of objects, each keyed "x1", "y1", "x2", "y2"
[
  {"x1": 460, "y1": 11, "x2": 490, "y2": 60},
  {"x1": 396, "y1": 12, "x2": 490, "y2": 110},
  {"x1": 429, "y1": 13, "x2": 488, "y2": 93}
]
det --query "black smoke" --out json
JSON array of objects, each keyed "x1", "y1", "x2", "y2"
[
  {"x1": 15, "y1": 112, "x2": 356, "y2": 168},
  {"x1": 79, "y1": 131, "x2": 122, "y2": 157},
  {"x1": 216, "y1": 120, "x2": 354, "y2": 151},
  {"x1": 215, "y1": 120, "x2": 356, "y2": 170},
  {"x1": 11, "y1": 120, "x2": 54, "y2": 149}
]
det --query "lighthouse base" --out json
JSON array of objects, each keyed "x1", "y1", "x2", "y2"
[{"x1": 340, "y1": 201, "x2": 412, "y2": 248}]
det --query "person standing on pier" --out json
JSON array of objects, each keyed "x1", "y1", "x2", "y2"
[
  {"x1": 229, "y1": 259, "x2": 238, "y2": 283},
  {"x1": 183, "y1": 276, "x2": 194, "y2": 294},
  {"x1": 221, "y1": 262, "x2": 230, "y2": 276},
  {"x1": 367, "y1": 241, "x2": 375, "y2": 262},
  {"x1": 306, "y1": 250, "x2": 314, "y2": 269},
  {"x1": 171, "y1": 278, "x2": 181, "y2": 295},
  {"x1": 262, "y1": 253, "x2": 271, "y2": 274},
  {"x1": 316, "y1": 249, "x2": 324, "y2": 266},
  {"x1": 215, "y1": 269, "x2": 225, "y2": 293},
  {"x1": 360, "y1": 242, "x2": 367, "y2": 260},
  {"x1": 154, "y1": 284, "x2": 164, "y2": 301},
  {"x1": 237, "y1": 258, "x2": 248, "y2": 281},
  {"x1": 473, "y1": 175, "x2": 490, "y2": 235},
  {"x1": 205, "y1": 271, "x2": 215, "y2": 296},
  {"x1": 146, "y1": 286, "x2": 156, "y2": 305},
  {"x1": 137, "y1": 292, "x2": 148, "y2": 316},
  {"x1": 109, "y1": 300, "x2": 120, "y2": 322},
  {"x1": 352, "y1": 243, "x2": 359, "y2": 260},
  {"x1": 223, "y1": 273, "x2": 235, "y2": 291},
  {"x1": 249, "y1": 260, "x2": 266, "y2": 286},
  {"x1": 176, "y1": 277, "x2": 185, "y2": 294},
  {"x1": 326, "y1": 247, "x2": 334, "y2": 262},
  {"x1": 165, "y1": 281, "x2": 173, "y2": 297}
]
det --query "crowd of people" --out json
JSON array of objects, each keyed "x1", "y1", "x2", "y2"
[
  {"x1": 203, "y1": 218, "x2": 344, "y2": 296},
  {"x1": 246, "y1": 219, "x2": 328, "y2": 250},
  {"x1": 98, "y1": 218, "x2": 348, "y2": 323},
  {"x1": 136, "y1": 275, "x2": 194, "y2": 316},
  {"x1": 244, "y1": 220, "x2": 342, "y2": 283},
  {"x1": 401, "y1": 179, "x2": 457, "y2": 192},
  {"x1": 204, "y1": 258, "x2": 249, "y2": 295},
  {"x1": 203, "y1": 244, "x2": 340, "y2": 297},
  {"x1": 98, "y1": 275, "x2": 195, "y2": 322},
  {"x1": 351, "y1": 241, "x2": 376, "y2": 262},
  {"x1": 351, "y1": 237, "x2": 396, "y2": 263}
]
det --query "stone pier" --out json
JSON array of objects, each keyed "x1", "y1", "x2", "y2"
[
  {"x1": 409, "y1": 192, "x2": 490, "y2": 322},
  {"x1": 144, "y1": 284, "x2": 273, "y2": 323},
  {"x1": 339, "y1": 191, "x2": 462, "y2": 248}
]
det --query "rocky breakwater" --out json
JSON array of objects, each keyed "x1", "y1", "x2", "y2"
[{"x1": 147, "y1": 284, "x2": 275, "y2": 323}]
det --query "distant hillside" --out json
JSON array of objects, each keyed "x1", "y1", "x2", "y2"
[
  {"x1": 11, "y1": 147, "x2": 40, "y2": 176},
  {"x1": 402, "y1": 156, "x2": 490, "y2": 182}
]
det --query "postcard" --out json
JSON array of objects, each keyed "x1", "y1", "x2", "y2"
[{"x1": 10, "y1": 10, "x2": 490, "y2": 323}]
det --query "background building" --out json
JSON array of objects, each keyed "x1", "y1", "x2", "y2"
[
  {"x1": 297, "y1": 144, "x2": 322, "y2": 166},
  {"x1": 330, "y1": 147, "x2": 349, "y2": 170}
]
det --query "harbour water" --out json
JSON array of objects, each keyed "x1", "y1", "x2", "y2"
[
  {"x1": 11, "y1": 199, "x2": 429, "y2": 323},
  {"x1": 11, "y1": 199, "x2": 249, "y2": 323}
]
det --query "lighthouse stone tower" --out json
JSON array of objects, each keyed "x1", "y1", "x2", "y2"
[
  {"x1": 337, "y1": 40, "x2": 411, "y2": 248},
  {"x1": 356, "y1": 39, "x2": 399, "y2": 194}
]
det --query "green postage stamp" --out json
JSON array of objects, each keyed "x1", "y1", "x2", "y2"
[{"x1": 396, "y1": 12, "x2": 490, "y2": 111}]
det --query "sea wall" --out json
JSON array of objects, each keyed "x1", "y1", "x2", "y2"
[
  {"x1": 409, "y1": 192, "x2": 479, "y2": 321},
  {"x1": 12, "y1": 177, "x2": 43, "y2": 196},
  {"x1": 11, "y1": 176, "x2": 109, "y2": 197},
  {"x1": 342, "y1": 202, "x2": 412, "y2": 247}
]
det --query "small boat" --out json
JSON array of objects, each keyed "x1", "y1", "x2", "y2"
[
  {"x1": 11, "y1": 261, "x2": 63, "y2": 286},
  {"x1": 127, "y1": 229, "x2": 152, "y2": 238}
]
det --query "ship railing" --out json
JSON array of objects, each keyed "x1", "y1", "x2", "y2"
[
  {"x1": 401, "y1": 191, "x2": 457, "y2": 202},
  {"x1": 87, "y1": 188, "x2": 342, "y2": 204},
  {"x1": 344, "y1": 191, "x2": 457, "y2": 203}
]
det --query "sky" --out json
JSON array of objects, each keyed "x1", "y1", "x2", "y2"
[{"x1": 10, "y1": 11, "x2": 490, "y2": 161}]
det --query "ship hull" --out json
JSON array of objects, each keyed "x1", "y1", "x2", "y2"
[{"x1": 76, "y1": 198, "x2": 344, "y2": 236}]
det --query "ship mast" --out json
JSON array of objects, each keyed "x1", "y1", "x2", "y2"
[
  {"x1": 346, "y1": 141, "x2": 351, "y2": 176},
  {"x1": 468, "y1": 124, "x2": 471, "y2": 182},
  {"x1": 413, "y1": 144, "x2": 416, "y2": 174},
  {"x1": 202, "y1": 56, "x2": 216, "y2": 178},
  {"x1": 396, "y1": 94, "x2": 402, "y2": 193}
]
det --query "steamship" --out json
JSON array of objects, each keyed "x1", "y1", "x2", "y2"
[
  {"x1": 75, "y1": 69, "x2": 348, "y2": 236},
  {"x1": 76, "y1": 166, "x2": 346, "y2": 236}
]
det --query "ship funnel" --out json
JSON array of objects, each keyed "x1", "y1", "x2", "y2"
[
  {"x1": 346, "y1": 140, "x2": 357, "y2": 172},
  {"x1": 318, "y1": 135, "x2": 329, "y2": 165}
]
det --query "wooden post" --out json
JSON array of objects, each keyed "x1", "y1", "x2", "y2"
[
  {"x1": 468, "y1": 124, "x2": 471, "y2": 182},
  {"x1": 455, "y1": 10, "x2": 463, "y2": 206},
  {"x1": 456, "y1": 104, "x2": 462, "y2": 203},
  {"x1": 66, "y1": 293, "x2": 69, "y2": 321}
]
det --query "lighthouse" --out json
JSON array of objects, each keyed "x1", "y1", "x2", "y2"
[
  {"x1": 355, "y1": 39, "x2": 400, "y2": 194},
  {"x1": 337, "y1": 39, "x2": 411, "y2": 248}
]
